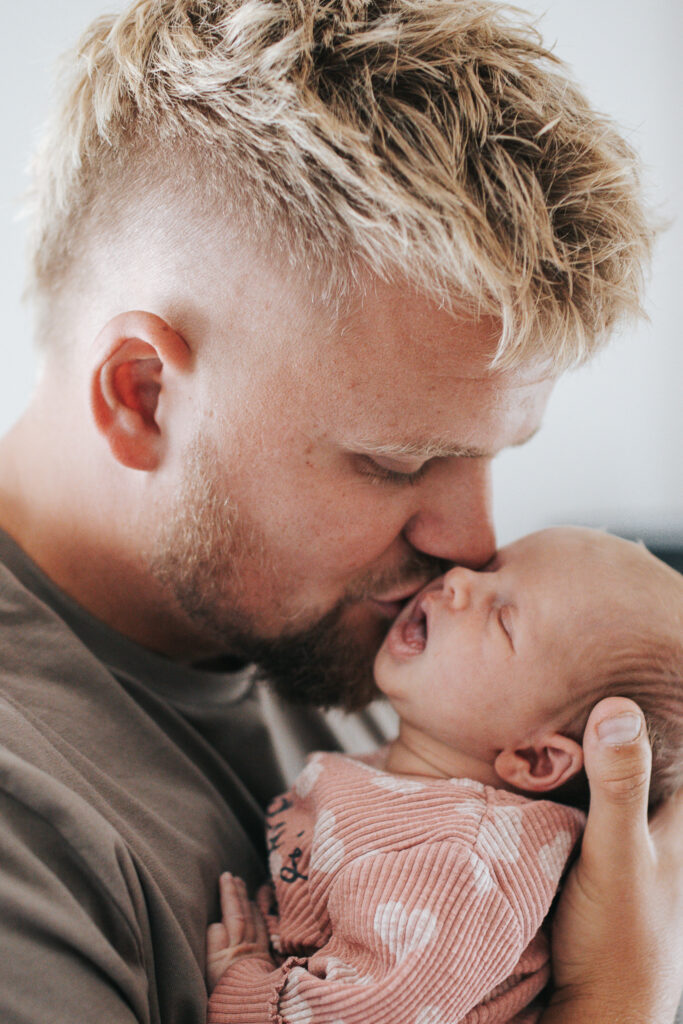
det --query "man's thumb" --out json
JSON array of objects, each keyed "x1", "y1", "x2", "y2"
[{"x1": 582, "y1": 696, "x2": 652, "y2": 851}]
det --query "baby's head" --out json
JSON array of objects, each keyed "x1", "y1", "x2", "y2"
[{"x1": 374, "y1": 527, "x2": 683, "y2": 808}]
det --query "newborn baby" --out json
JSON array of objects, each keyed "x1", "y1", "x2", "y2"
[{"x1": 207, "y1": 526, "x2": 683, "y2": 1024}]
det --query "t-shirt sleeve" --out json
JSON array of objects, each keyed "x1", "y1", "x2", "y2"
[
  {"x1": 207, "y1": 840, "x2": 535, "y2": 1024},
  {"x1": 0, "y1": 770, "x2": 151, "y2": 1023}
]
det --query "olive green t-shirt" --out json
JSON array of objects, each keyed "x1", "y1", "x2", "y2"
[{"x1": 0, "y1": 529, "x2": 388, "y2": 1023}]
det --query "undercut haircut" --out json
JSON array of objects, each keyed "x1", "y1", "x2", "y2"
[{"x1": 26, "y1": 0, "x2": 655, "y2": 367}]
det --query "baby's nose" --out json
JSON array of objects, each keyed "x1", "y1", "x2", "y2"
[{"x1": 443, "y1": 567, "x2": 475, "y2": 611}]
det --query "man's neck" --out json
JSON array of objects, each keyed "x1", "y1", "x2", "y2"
[
  {"x1": 385, "y1": 721, "x2": 507, "y2": 789},
  {"x1": 0, "y1": 408, "x2": 214, "y2": 663},
  {"x1": 0, "y1": 407, "x2": 56, "y2": 555}
]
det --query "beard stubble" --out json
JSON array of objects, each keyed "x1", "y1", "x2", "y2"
[{"x1": 149, "y1": 436, "x2": 443, "y2": 710}]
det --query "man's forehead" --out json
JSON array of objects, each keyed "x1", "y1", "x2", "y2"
[
  {"x1": 331, "y1": 278, "x2": 554, "y2": 387},
  {"x1": 337, "y1": 299, "x2": 495, "y2": 372}
]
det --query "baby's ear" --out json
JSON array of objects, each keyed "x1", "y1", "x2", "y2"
[{"x1": 494, "y1": 733, "x2": 583, "y2": 794}]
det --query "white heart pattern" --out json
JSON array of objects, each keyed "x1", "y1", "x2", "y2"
[
  {"x1": 311, "y1": 810, "x2": 345, "y2": 874},
  {"x1": 373, "y1": 900, "x2": 438, "y2": 961},
  {"x1": 538, "y1": 830, "x2": 574, "y2": 879}
]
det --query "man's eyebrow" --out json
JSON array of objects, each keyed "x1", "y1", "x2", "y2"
[
  {"x1": 350, "y1": 426, "x2": 541, "y2": 461},
  {"x1": 355, "y1": 439, "x2": 487, "y2": 459}
]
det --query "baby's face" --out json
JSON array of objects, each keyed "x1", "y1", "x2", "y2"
[{"x1": 374, "y1": 527, "x2": 613, "y2": 760}]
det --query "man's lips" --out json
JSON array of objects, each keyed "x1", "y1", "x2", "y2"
[{"x1": 368, "y1": 582, "x2": 431, "y2": 620}]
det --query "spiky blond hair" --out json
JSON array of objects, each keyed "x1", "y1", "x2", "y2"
[{"x1": 26, "y1": 0, "x2": 655, "y2": 367}]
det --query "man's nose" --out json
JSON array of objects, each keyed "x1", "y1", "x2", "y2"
[{"x1": 401, "y1": 458, "x2": 495, "y2": 568}]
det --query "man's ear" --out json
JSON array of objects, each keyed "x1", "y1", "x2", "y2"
[
  {"x1": 90, "y1": 311, "x2": 192, "y2": 471},
  {"x1": 494, "y1": 733, "x2": 584, "y2": 794}
]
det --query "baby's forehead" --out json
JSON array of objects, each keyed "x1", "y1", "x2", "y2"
[
  {"x1": 485, "y1": 528, "x2": 673, "y2": 651},
  {"x1": 493, "y1": 529, "x2": 581, "y2": 577},
  {"x1": 497, "y1": 526, "x2": 640, "y2": 574},
  {"x1": 494, "y1": 532, "x2": 623, "y2": 638}
]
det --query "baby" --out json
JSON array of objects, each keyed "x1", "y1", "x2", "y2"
[{"x1": 206, "y1": 527, "x2": 683, "y2": 1024}]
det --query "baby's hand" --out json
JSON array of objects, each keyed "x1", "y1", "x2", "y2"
[{"x1": 206, "y1": 872, "x2": 273, "y2": 992}]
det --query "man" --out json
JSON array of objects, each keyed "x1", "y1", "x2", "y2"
[{"x1": 0, "y1": 1, "x2": 680, "y2": 1021}]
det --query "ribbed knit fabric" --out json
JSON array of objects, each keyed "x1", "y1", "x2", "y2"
[{"x1": 208, "y1": 752, "x2": 585, "y2": 1024}]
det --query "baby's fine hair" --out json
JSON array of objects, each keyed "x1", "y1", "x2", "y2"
[
  {"x1": 562, "y1": 548, "x2": 683, "y2": 810},
  {"x1": 26, "y1": 0, "x2": 655, "y2": 368}
]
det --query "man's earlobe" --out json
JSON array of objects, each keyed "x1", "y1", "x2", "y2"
[
  {"x1": 90, "y1": 311, "x2": 192, "y2": 471},
  {"x1": 494, "y1": 733, "x2": 584, "y2": 794}
]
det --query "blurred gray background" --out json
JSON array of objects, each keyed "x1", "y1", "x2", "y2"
[{"x1": 1, "y1": 0, "x2": 681, "y2": 549}]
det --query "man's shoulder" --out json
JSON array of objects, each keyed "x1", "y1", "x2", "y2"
[
  {"x1": 0, "y1": 536, "x2": 269, "y2": 1021},
  {"x1": 0, "y1": 570, "x2": 258, "y2": 1024},
  {"x1": 0, "y1": 722, "x2": 142, "y2": 906},
  {"x1": 0, "y1": 539, "x2": 269, "y2": 899},
  {"x1": 0, "y1": 548, "x2": 140, "y2": 774},
  {"x1": 0, "y1": 713, "x2": 217, "y2": 1024},
  {"x1": 0, "y1": 537, "x2": 108, "y2": 693}
]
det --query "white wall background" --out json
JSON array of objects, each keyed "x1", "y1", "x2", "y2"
[
  {"x1": 1, "y1": 0, "x2": 681, "y2": 546},
  {"x1": 493, "y1": 0, "x2": 683, "y2": 546}
]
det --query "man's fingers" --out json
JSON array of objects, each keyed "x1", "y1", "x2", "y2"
[{"x1": 582, "y1": 697, "x2": 652, "y2": 858}]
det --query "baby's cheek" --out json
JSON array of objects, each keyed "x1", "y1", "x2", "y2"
[{"x1": 372, "y1": 645, "x2": 397, "y2": 697}]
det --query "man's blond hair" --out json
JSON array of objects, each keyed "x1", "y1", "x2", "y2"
[{"x1": 26, "y1": 0, "x2": 655, "y2": 367}]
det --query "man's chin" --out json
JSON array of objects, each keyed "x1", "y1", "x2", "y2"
[{"x1": 250, "y1": 601, "x2": 390, "y2": 712}]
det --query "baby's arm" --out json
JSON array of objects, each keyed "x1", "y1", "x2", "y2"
[{"x1": 206, "y1": 873, "x2": 274, "y2": 994}]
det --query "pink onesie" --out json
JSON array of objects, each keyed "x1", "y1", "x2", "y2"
[{"x1": 208, "y1": 751, "x2": 585, "y2": 1024}]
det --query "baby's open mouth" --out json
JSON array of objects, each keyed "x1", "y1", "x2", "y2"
[
  {"x1": 383, "y1": 576, "x2": 442, "y2": 660},
  {"x1": 397, "y1": 596, "x2": 428, "y2": 653}
]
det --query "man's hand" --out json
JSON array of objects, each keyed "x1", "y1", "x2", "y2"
[
  {"x1": 206, "y1": 873, "x2": 273, "y2": 993},
  {"x1": 547, "y1": 697, "x2": 683, "y2": 1023}
]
